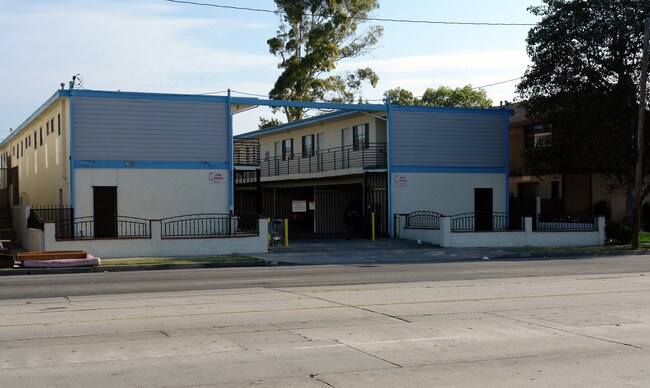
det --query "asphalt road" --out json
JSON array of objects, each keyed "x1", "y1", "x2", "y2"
[
  {"x1": 2, "y1": 254, "x2": 650, "y2": 300},
  {"x1": 1, "y1": 256, "x2": 649, "y2": 387}
]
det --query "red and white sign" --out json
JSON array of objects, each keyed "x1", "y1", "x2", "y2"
[
  {"x1": 394, "y1": 175, "x2": 407, "y2": 187},
  {"x1": 209, "y1": 172, "x2": 224, "y2": 184}
]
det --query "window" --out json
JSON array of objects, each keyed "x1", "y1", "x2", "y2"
[
  {"x1": 282, "y1": 139, "x2": 293, "y2": 160},
  {"x1": 58, "y1": 114, "x2": 61, "y2": 135},
  {"x1": 46, "y1": 121, "x2": 49, "y2": 135},
  {"x1": 50, "y1": 118, "x2": 54, "y2": 135},
  {"x1": 34, "y1": 131, "x2": 37, "y2": 149},
  {"x1": 525, "y1": 123, "x2": 552, "y2": 148},
  {"x1": 353, "y1": 123, "x2": 369, "y2": 150},
  {"x1": 302, "y1": 134, "x2": 314, "y2": 158},
  {"x1": 40, "y1": 127, "x2": 43, "y2": 146}
]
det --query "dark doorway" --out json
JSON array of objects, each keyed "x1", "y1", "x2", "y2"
[
  {"x1": 94, "y1": 186, "x2": 117, "y2": 238},
  {"x1": 474, "y1": 188, "x2": 493, "y2": 231}
]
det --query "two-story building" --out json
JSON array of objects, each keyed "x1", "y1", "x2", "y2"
[{"x1": 235, "y1": 103, "x2": 510, "y2": 239}]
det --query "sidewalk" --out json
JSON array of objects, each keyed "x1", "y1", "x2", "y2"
[{"x1": 2, "y1": 238, "x2": 649, "y2": 275}]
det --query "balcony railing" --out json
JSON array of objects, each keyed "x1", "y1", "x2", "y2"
[
  {"x1": 261, "y1": 143, "x2": 387, "y2": 178},
  {"x1": 522, "y1": 146, "x2": 560, "y2": 175}
]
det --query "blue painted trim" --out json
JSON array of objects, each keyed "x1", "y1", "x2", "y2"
[
  {"x1": 70, "y1": 95, "x2": 76, "y2": 210},
  {"x1": 390, "y1": 104, "x2": 504, "y2": 115},
  {"x1": 69, "y1": 89, "x2": 228, "y2": 103},
  {"x1": 73, "y1": 160, "x2": 229, "y2": 169},
  {"x1": 230, "y1": 96, "x2": 388, "y2": 112},
  {"x1": 236, "y1": 110, "x2": 360, "y2": 139},
  {"x1": 391, "y1": 166, "x2": 507, "y2": 174},
  {"x1": 227, "y1": 89, "x2": 234, "y2": 213},
  {"x1": 504, "y1": 103, "x2": 511, "y2": 214},
  {"x1": 386, "y1": 96, "x2": 393, "y2": 236},
  {"x1": 0, "y1": 90, "x2": 69, "y2": 147}
]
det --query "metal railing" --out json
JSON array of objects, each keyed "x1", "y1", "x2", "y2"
[
  {"x1": 450, "y1": 212, "x2": 524, "y2": 232},
  {"x1": 56, "y1": 216, "x2": 151, "y2": 240},
  {"x1": 535, "y1": 212, "x2": 596, "y2": 231},
  {"x1": 405, "y1": 211, "x2": 443, "y2": 230},
  {"x1": 161, "y1": 213, "x2": 260, "y2": 239},
  {"x1": 260, "y1": 143, "x2": 387, "y2": 177}
]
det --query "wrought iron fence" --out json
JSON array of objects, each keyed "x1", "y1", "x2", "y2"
[
  {"x1": 32, "y1": 205, "x2": 75, "y2": 239},
  {"x1": 450, "y1": 212, "x2": 524, "y2": 232},
  {"x1": 405, "y1": 211, "x2": 443, "y2": 230},
  {"x1": 535, "y1": 212, "x2": 596, "y2": 231},
  {"x1": 55, "y1": 216, "x2": 151, "y2": 240},
  {"x1": 161, "y1": 213, "x2": 260, "y2": 239},
  {"x1": 260, "y1": 143, "x2": 387, "y2": 177}
]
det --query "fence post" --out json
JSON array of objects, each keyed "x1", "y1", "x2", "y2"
[
  {"x1": 597, "y1": 216, "x2": 606, "y2": 245},
  {"x1": 440, "y1": 217, "x2": 451, "y2": 247},
  {"x1": 524, "y1": 217, "x2": 533, "y2": 246},
  {"x1": 371, "y1": 212, "x2": 376, "y2": 241}
]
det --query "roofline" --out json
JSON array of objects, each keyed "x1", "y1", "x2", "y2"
[
  {"x1": 1, "y1": 89, "x2": 69, "y2": 148},
  {"x1": 69, "y1": 89, "x2": 229, "y2": 103},
  {"x1": 235, "y1": 110, "x2": 363, "y2": 139},
  {"x1": 229, "y1": 96, "x2": 388, "y2": 112}
]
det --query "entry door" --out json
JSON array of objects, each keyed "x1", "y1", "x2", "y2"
[
  {"x1": 316, "y1": 133, "x2": 324, "y2": 171},
  {"x1": 474, "y1": 188, "x2": 493, "y2": 231},
  {"x1": 341, "y1": 128, "x2": 351, "y2": 168},
  {"x1": 94, "y1": 186, "x2": 117, "y2": 238},
  {"x1": 273, "y1": 141, "x2": 281, "y2": 176}
]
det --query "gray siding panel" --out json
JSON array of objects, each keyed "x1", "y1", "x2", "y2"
[
  {"x1": 73, "y1": 97, "x2": 228, "y2": 162},
  {"x1": 390, "y1": 110, "x2": 506, "y2": 168}
]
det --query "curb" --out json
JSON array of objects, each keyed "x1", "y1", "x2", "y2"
[
  {"x1": 0, "y1": 259, "x2": 266, "y2": 276},
  {"x1": 495, "y1": 250, "x2": 650, "y2": 260}
]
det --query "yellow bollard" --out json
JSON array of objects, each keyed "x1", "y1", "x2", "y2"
[
  {"x1": 284, "y1": 218, "x2": 289, "y2": 247},
  {"x1": 371, "y1": 212, "x2": 376, "y2": 241},
  {"x1": 267, "y1": 218, "x2": 271, "y2": 244}
]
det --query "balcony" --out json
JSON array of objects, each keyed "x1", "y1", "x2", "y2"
[
  {"x1": 233, "y1": 139, "x2": 260, "y2": 166},
  {"x1": 261, "y1": 143, "x2": 387, "y2": 178},
  {"x1": 522, "y1": 146, "x2": 560, "y2": 175}
]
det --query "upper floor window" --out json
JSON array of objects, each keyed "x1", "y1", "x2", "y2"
[
  {"x1": 353, "y1": 123, "x2": 369, "y2": 150},
  {"x1": 302, "y1": 134, "x2": 314, "y2": 158},
  {"x1": 282, "y1": 138, "x2": 293, "y2": 160},
  {"x1": 525, "y1": 123, "x2": 552, "y2": 148}
]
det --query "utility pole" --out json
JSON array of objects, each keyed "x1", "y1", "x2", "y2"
[{"x1": 631, "y1": 17, "x2": 650, "y2": 249}]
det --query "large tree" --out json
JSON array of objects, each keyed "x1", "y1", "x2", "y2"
[
  {"x1": 383, "y1": 85, "x2": 493, "y2": 108},
  {"x1": 268, "y1": 0, "x2": 383, "y2": 121},
  {"x1": 517, "y1": 0, "x2": 650, "y2": 223}
]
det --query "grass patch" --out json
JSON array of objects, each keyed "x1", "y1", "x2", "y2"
[
  {"x1": 639, "y1": 231, "x2": 650, "y2": 243},
  {"x1": 101, "y1": 257, "x2": 259, "y2": 266}
]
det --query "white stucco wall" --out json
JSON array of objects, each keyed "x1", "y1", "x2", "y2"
[
  {"x1": 42, "y1": 219, "x2": 268, "y2": 258},
  {"x1": 74, "y1": 168, "x2": 230, "y2": 218},
  {"x1": 391, "y1": 172, "x2": 507, "y2": 216}
]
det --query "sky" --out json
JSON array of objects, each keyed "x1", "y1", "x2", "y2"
[{"x1": 0, "y1": 0, "x2": 543, "y2": 136}]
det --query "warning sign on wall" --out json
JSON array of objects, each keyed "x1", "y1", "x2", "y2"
[
  {"x1": 394, "y1": 175, "x2": 407, "y2": 187},
  {"x1": 209, "y1": 172, "x2": 224, "y2": 184},
  {"x1": 292, "y1": 200, "x2": 307, "y2": 212}
]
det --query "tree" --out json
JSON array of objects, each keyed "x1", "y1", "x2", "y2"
[
  {"x1": 516, "y1": 0, "x2": 650, "y2": 225},
  {"x1": 268, "y1": 0, "x2": 383, "y2": 121},
  {"x1": 383, "y1": 85, "x2": 493, "y2": 108},
  {"x1": 258, "y1": 117, "x2": 284, "y2": 129}
]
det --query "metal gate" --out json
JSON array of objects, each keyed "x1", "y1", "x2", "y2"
[{"x1": 234, "y1": 172, "x2": 387, "y2": 239}]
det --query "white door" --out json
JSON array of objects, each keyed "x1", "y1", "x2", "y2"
[
  {"x1": 341, "y1": 128, "x2": 350, "y2": 169},
  {"x1": 316, "y1": 133, "x2": 324, "y2": 171},
  {"x1": 274, "y1": 141, "x2": 281, "y2": 176}
]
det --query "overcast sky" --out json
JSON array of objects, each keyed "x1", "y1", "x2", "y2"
[{"x1": 0, "y1": 0, "x2": 542, "y2": 136}]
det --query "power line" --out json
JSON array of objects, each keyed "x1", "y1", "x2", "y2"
[
  {"x1": 164, "y1": 0, "x2": 535, "y2": 27},
  {"x1": 474, "y1": 77, "x2": 522, "y2": 89}
]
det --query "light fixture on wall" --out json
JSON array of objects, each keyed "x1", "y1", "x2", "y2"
[{"x1": 124, "y1": 161, "x2": 136, "y2": 166}]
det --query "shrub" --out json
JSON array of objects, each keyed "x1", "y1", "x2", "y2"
[
  {"x1": 593, "y1": 200, "x2": 612, "y2": 220},
  {"x1": 605, "y1": 220, "x2": 631, "y2": 244}
]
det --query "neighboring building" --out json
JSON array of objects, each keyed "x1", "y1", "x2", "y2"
[
  {"x1": 0, "y1": 88, "x2": 231, "y2": 237},
  {"x1": 235, "y1": 103, "x2": 510, "y2": 239},
  {"x1": 508, "y1": 102, "x2": 626, "y2": 220}
]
